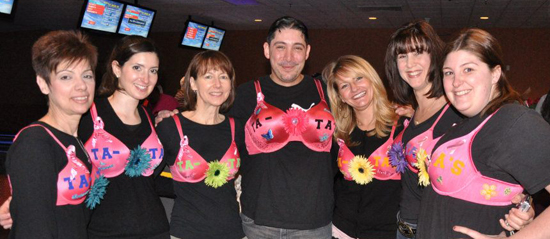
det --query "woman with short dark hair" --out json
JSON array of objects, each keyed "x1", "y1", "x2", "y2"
[{"x1": 6, "y1": 30, "x2": 97, "y2": 238}]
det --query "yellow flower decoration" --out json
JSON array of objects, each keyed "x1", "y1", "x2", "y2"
[
  {"x1": 481, "y1": 184, "x2": 497, "y2": 200},
  {"x1": 348, "y1": 155, "x2": 375, "y2": 185},
  {"x1": 416, "y1": 148, "x2": 430, "y2": 187}
]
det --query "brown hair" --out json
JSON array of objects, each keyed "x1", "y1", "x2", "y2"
[
  {"x1": 385, "y1": 20, "x2": 445, "y2": 108},
  {"x1": 175, "y1": 50, "x2": 236, "y2": 113},
  {"x1": 98, "y1": 35, "x2": 159, "y2": 97},
  {"x1": 32, "y1": 30, "x2": 97, "y2": 84},
  {"x1": 323, "y1": 55, "x2": 397, "y2": 145},
  {"x1": 445, "y1": 28, "x2": 522, "y2": 116}
]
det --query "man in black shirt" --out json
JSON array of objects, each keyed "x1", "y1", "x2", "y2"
[{"x1": 229, "y1": 16, "x2": 334, "y2": 239}]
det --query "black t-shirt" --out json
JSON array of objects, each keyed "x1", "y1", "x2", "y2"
[
  {"x1": 79, "y1": 97, "x2": 170, "y2": 239},
  {"x1": 333, "y1": 121, "x2": 404, "y2": 239},
  {"x1": 399, "y1": 105, "x2": 463, "y2": 223},
  {"x1": 417, "y1": 104, "x2": 550, "y2": 238},
  {"x1": 156, "y1": 114, "x2": 245, "y2": 239},
  {"x1": 228, "y1": 75, "x2": 335, "y2": 229},
  {"x1": 7, "y1": 121, "x2": 91, "y2": 239}
]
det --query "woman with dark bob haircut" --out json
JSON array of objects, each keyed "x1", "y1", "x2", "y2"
[
  {"x1": 6, "y1": 30, "x2": 97, "y2": 238},
  {"x1": 78, "y1": 35, "x2": 170, "y2": 238},
  {"x1": 385, "y1": 20, "x2": 463, "y2": 239},
  {"x1": 420, "y1": 28, "x2": 550, "y2": 239},
  {"x1": 156, "y1": 50, "x2": 245, "y2": 239}
]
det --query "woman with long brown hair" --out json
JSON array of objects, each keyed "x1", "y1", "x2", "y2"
[{"x1": 421, "y1": 28, "x2": 550, "y2": 238}]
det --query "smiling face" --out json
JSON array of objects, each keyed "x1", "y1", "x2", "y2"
[
  {"x1": 263, "y1": 28, "x2": 311, "y2": 87},
  {"x1": 113, "y1": 52, "x2": 159, "y2": 100},
  {"x1": 335, "y1": 74, "x2": 374, "y2": 113},
  {"x1": 37, "y1": 59, "x2": 95, "y2": 117},
  {"x1": 191, "y1": 68, "x2": 232, "y2": 110},
  {"x1": 443, "y1": 50, "x2": 501, "y2": 117},
  {"x1": 397, "y1": 50, "x2": 432, "y2": 94}
]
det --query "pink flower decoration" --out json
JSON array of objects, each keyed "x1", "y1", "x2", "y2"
[{"x1": 283, "y1": 108, "x2": 308, "y2": 135}]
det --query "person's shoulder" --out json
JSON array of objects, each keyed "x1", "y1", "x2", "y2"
[
  {"x1": 495, "y1": 103, "x2": 533, "y2": 120},
  {"x1": 9, "y1": 124, "x2": 55, "y2": 158},
  {"x1": 236, "y1": 78, "x2": 258, "y2": 92},
  {"x1": 394, "y1": 116, "x2": 408, "y2": 136},
  {"x1": 13, "y1": 124, "x2": 51, "y2": 142},
  {"x1": 93, "y1": 97, "x2": 109, "y2": 108},
  {"x1": 496, "y1": 103, "x2": 547, "y2": 125},
  {"x1": 156, "y1": 114, "x2": 178, "y2": 133},
  {"x1": 442, "y1": 104, "x2": 464, "y2": 122},
  {"x1": 229, "y1": 115, "x2": 245, "y2": 128}
]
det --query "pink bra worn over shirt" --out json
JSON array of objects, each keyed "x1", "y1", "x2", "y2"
[
  {"x1": 245, "y1": 79, "x2": 335, "y2": 154},
  {"x1": 84, "y1": 103, "x2": 163, "y2": 178},
  {"x1": 429, "y1": 111, "x2": 523, "y2": 206},
  {"x1": 10, "y1": 124, "x2": 91, "y2": 206},
  {"x1": 169, "y1": 115, "x2": 240, "y2": 183},
  {"x1": 337, "y1": 123, "x2": 401, "y2": 181},
  {"x1": 394, "y1": 104, "x2": 450, "y2": 173}
]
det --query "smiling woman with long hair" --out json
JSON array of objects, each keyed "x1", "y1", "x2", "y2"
[
  {"x1": 324, "y1": 55, "x2": 404, "y2": 239},
  {"x1": 419, "y1": 28, "x2": 550, "y2": 239},
  {"x1": 78, "y1": 35, "x2": 169, "y2": 238}
]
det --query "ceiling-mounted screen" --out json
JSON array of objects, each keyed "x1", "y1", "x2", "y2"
[
  {"x1": 201, "y1": 26, "x2": 225, "y2": 51},
  {"x1": 181, "y1": 20, "x2": 208, "y2": 48},
  {"x1": 80, "y1": 0, "x2": 124, "y2": 33},
  {"x1": 0, "y1": 0, "x2": 15, "y2": 15},
  {"x1": 117, "y1": 4, "x2": 156, "y2": 38}
]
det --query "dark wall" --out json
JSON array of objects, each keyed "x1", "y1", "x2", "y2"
[{"x1": 1, "y1": 28, "x2": 549, "y2": 133}]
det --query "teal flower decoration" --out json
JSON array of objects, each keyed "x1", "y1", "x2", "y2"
[
  {"x1": 125, "y1": 145, "x2": 152, "y2": 177},
  {"x1": 86, "y1": 175, "x2": 109, "y2": 209},
  {"x1": 204, "y1": 161, "x2": 230, "y2": 188}
]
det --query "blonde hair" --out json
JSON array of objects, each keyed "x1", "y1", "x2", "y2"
[{"x1": 323, "y1": 55, "x2": 397, "y2": 145}]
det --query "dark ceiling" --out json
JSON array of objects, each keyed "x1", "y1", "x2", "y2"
[{"x1": 1, "y1": 0, "x2": 549, "y2": 33}]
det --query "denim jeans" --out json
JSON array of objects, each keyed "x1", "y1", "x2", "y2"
[{"x1": 241, "y1": 213, "x2": 331, "y2": 239}]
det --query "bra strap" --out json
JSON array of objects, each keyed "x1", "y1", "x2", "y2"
[
  {"x1": 429, "y1": 104, "x2": 451, "y2": 131},
  {"x1": 313, "y1": 79, "x2": 326, "y2": 102},
  {"x1": 172, "y1": 115, "x2": 184, "y2": 140},
  {"x1": 229, "y1": 117, "x2": 235, "y2": 141},
  {"x1": 141, "y1": 105, "x2": 157, "y2": 132},
  {"x1": 89, "y1": 103, "x2": 98, "y2": 121},
  {"x1": 389, "y1": 120, "x2": 398, "y2": 139},
  {"x1": 14, "y1": 124, "x2": 67, "y2": 151},
  {"x1": 253, "y1": 80, "x2": 262, "y2": 102}
]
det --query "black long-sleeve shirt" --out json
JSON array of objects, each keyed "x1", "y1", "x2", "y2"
[
  {"x1": 333, "y1": 122, "x2": 404, "y2": 238},
  {"x1": 79, "y1": 97, "x2": 169, "y2": 239},
  {"x1": 228, "y1": 76, "x2": 336, "y2": 229},
  {"x1": 7, "y1": 122, "x2": 91, "y2": 239},
  {"x1": 156, "y1": 114, "x2": 245, "y2": 239}
]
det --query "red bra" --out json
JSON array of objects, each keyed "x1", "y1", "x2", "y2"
[
  {"x1": 84, "y1": 103, "x2": 163, "y2": 178},
  {"x1": 245, "y1": 79, "x2": 335, "y2": 154},
  {"x1": 337, "y1": 123, "x2": 401, "y2": 182},
  {"x1": 11, "y1": 124, "x2": 91, "y2": 206},
  {"x1": 169, "y1": 115, "x2": 240, "y2": 183}
]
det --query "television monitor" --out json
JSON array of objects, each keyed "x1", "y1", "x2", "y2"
[
  {"x1": 181, "y1": 20, "x2": 208, "y2": 48},
  {"x1": 80, "y1": 0, "x2": 124, "y2": 33},
  {"x1": 0, "y1": 0, "x2": 16, "y2": 15},
  {"x1": 117, "y1": 4, "x2": 156, "y2": 38},
  {"x1": 201, "y1": 26, "x2": 226, "y2": 51}
]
